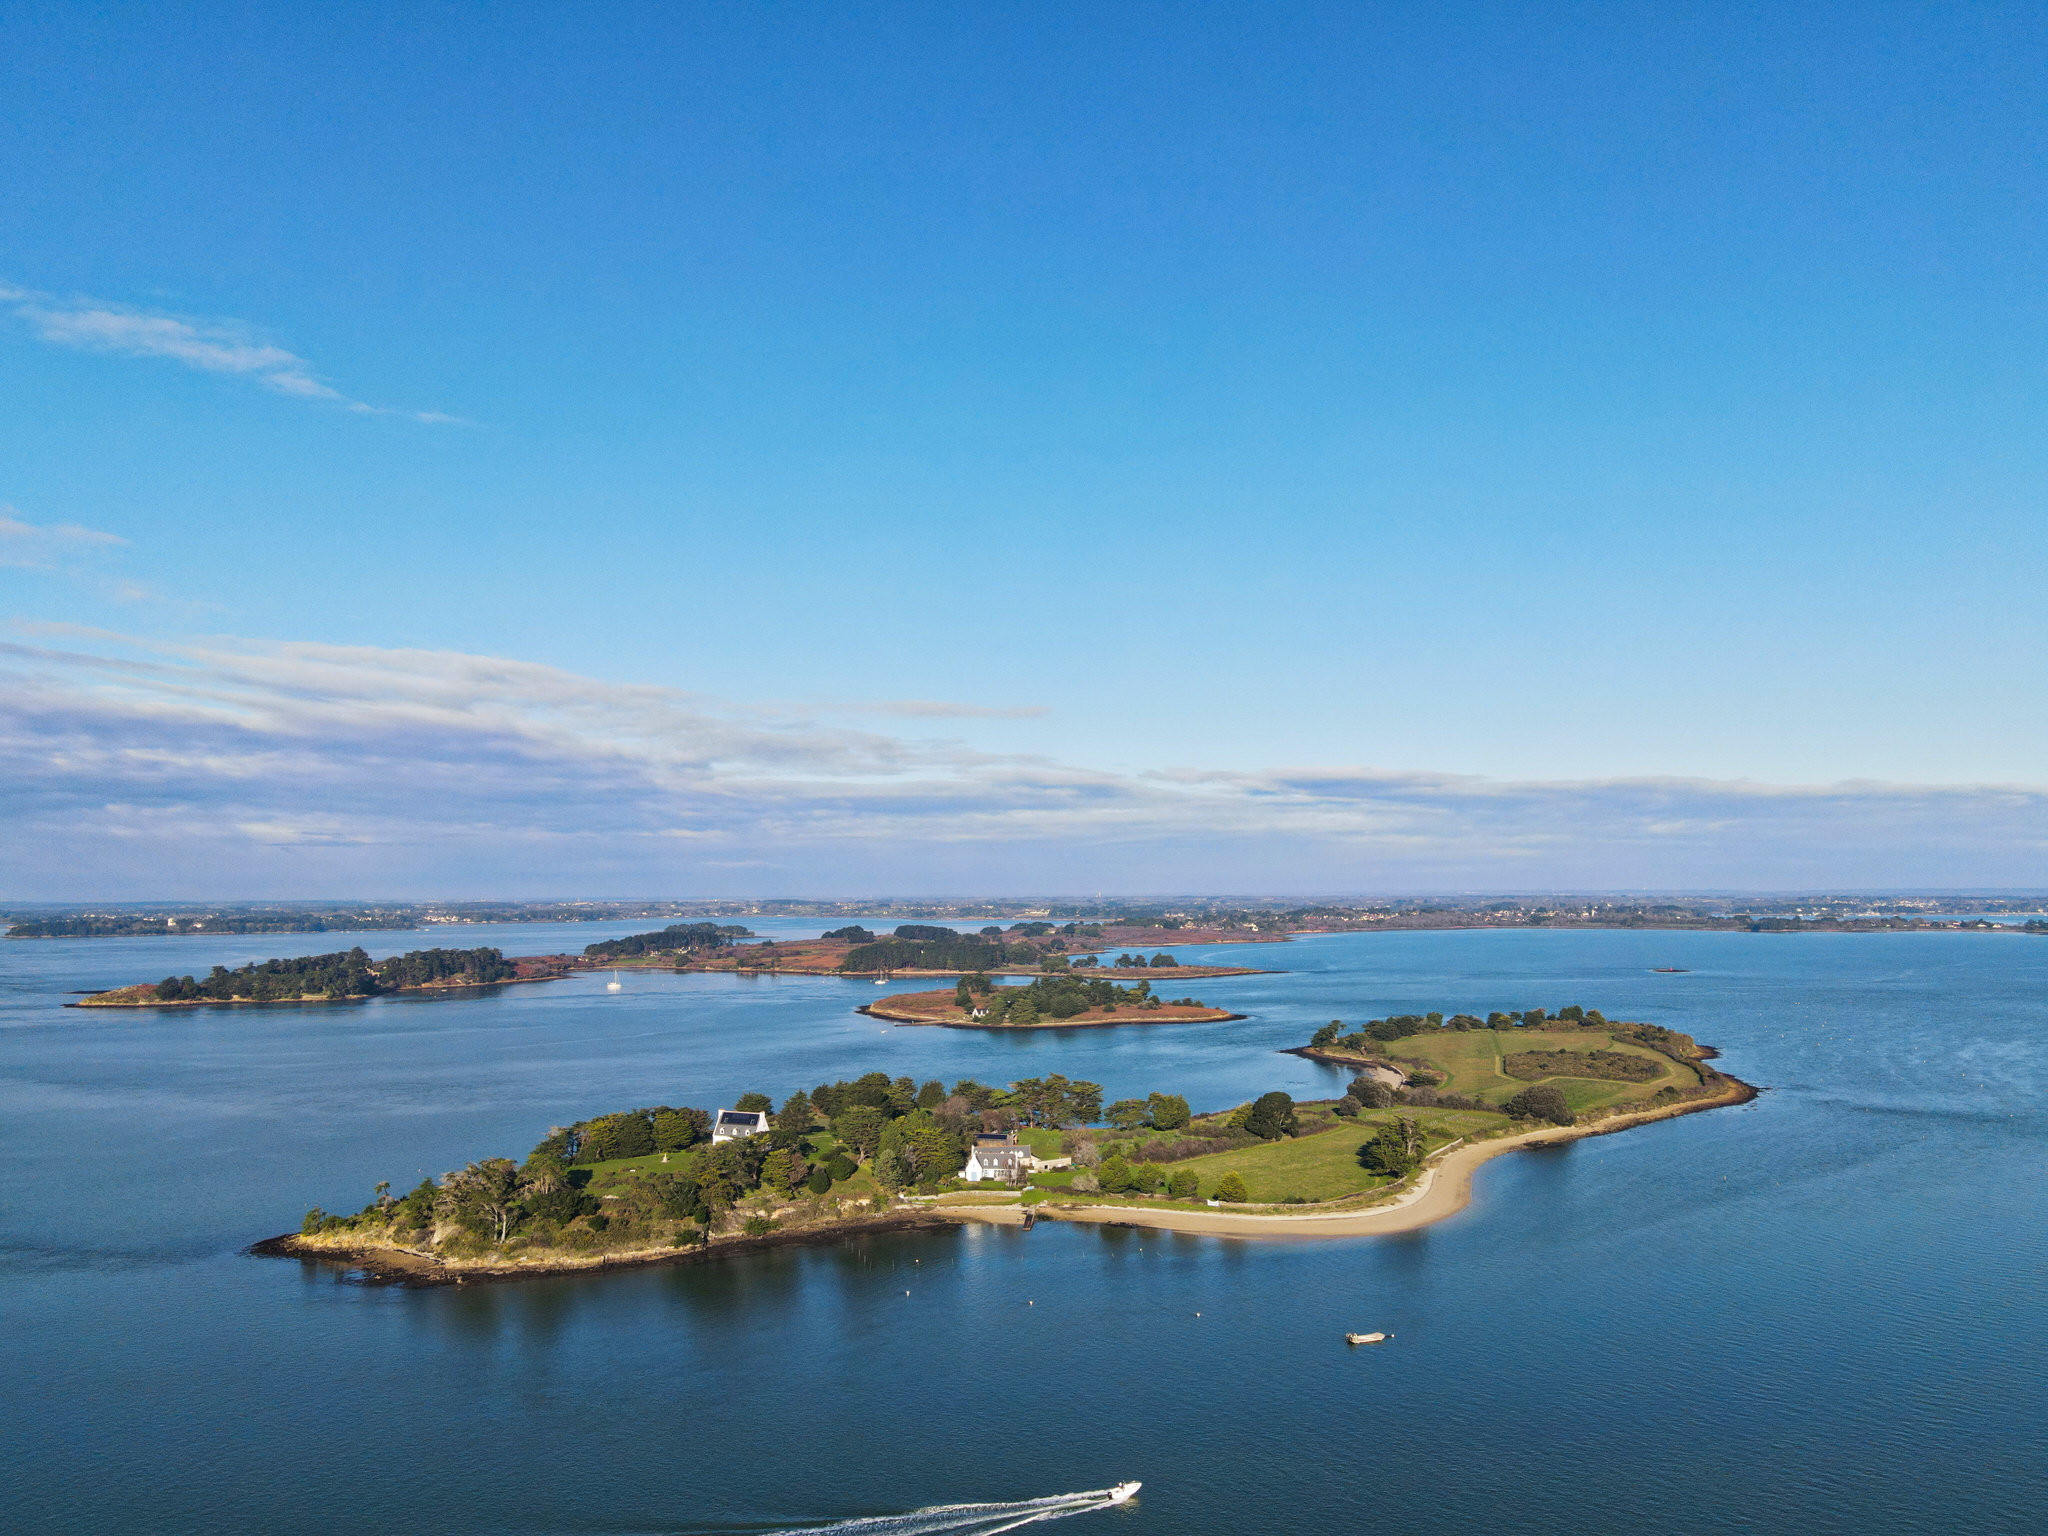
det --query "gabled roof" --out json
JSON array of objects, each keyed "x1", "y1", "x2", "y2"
[{"x1": 713, "y1": 1109, "x2": 770, "y2": 1130}]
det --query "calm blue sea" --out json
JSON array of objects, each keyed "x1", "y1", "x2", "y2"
[{"x1": 4, "y1": 922, "x2": 2045, "y2": 1534}]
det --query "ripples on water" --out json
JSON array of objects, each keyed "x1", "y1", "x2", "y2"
[{"x1": 3, "y1": 922, "x2": 2046, "y2": 1533}]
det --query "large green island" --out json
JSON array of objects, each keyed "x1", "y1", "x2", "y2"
[
  {"x1": 76, "y1": 945, "x2": 566, "y2": 1006},
  {"x1": 260, "y1": 1004, "x2": 1752, "y2": 1282}
]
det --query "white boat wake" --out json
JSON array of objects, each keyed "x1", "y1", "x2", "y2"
[{"x1": 753, "y1": 1486, "x2": 1138, "y2": 1535}]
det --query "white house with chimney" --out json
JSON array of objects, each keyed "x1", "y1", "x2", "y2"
[
  {"x1": 962, "y1": 1133, "x2": 1069, "y2": 1184},
  {"x1": 711, "y1": 1108, "x2": 771, "y2": 1143},
  {"x1": 962, "y1": 1141, "x2": 1029, "y2": 1183}
]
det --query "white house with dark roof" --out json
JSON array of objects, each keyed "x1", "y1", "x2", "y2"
[
  {"x1": 711, "y1": 1108, "x2": 771, "y2": 1143},
  {"x1": 962, "y1": 1137, "x2": 1032, "y2": 1183}
]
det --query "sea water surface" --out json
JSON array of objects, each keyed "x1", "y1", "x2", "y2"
[{"x1": 4, "y1": 923, "x2": 2046, "y2": 1533}]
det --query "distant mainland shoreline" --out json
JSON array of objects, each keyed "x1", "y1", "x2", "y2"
[{"x1": 19, "y1": 893, "x2": 2047, "y2": 943}]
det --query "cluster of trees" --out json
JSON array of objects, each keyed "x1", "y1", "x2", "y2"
[
  {"x1": 1615, "y1": 1021, "x2": 1698, "y2": 1058},
  {"x1": 1005, "y1": 1074, "x2": 1106, "y2": 1126},
  {"x1": 1505, "y1": 1085, "x2": 1575, "y2": 1124},
  {"x1": 1339, "y1": 1076, "x2": 1396, "y2": 1112},
  {"x1": 1359, "y1": 1117, "x2": 1423, "y2": 1177},
  {"x1": 1310, "y1": 1004, "x2": 1610, "y2": 1053},
  {"x1": 1093, "y1": 1154, "x2": 1202, "y2": 1199},
  {"x1": 539, "y1": 1105, "x2": 713, "y2": 1163},
  {"x1": 1103, "y1": 1092, "x2": 1192, "y2": 1131},
  {"x1": 1111, "y1": 953, "x2": 1180, "y2": 968},
  {"x1": 961, "y1": 973, "x2": 1171, "y2": 1024},
  {"x1": 153, "y1": 946, "x2": 516, "y2": 1002},
  {"x1": 582, "y1": 923, "x2": 751, "y2": 960},
  {"x1": 822, "y1": 925, "x2": 877, "y2": 942},
  {"x1": 375, "y1": 947, "x2": 519, "y2": 989},
  {"x1": 1504, "y1": 1049, "x2": 1661, "y2": 1084},
  {"x1": 1228, "y1": 1091, "x2": 1298, "y2": 1140},
  {"x1": 841, "y1": 932, "x2": 1035, "y2": 973}
]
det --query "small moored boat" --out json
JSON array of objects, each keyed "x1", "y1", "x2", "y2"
[
  {"x1": 1345, "y1": 1331, "x2": 1390, "y2": 1345},
  {"x1": 1106, "y1": 1482, "x2": 1141, "y2": 1504}
]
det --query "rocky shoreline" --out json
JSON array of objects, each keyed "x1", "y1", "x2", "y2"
[{"x1": 251, "y1": 1209, "x2": 965, "y2": 1287}]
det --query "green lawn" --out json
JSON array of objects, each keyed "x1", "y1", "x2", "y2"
[
  {"x1": 1119, "y1": 1108, "x2": 1505, "y2": 1205},
  {"x1": 1389, "y1": 1028, "x2": 1698, "y2": 1110}
]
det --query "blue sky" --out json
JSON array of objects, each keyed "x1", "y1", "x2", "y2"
[{"x1": 3, "y1": 3, "x2": 2045, "y2": 897}]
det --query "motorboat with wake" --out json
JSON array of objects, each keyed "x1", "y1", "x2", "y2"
[{"x1": 1106, "y1": 1483, "x2": 1141, "y2": 1504}]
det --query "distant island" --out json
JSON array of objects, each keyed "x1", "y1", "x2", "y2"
[
  {"x1": 77, "y1": 946, "x2": 565, "y2": 1006},
  {"x1": 580, "y1": 921, "x2": 756, "y2": 958},
  {"x1": 862, "y1": 971, "x2": 1240, "y2": 1028},
  {"x1": 258, "y1": 1004, "x2": 1752, "y2": 1283}
]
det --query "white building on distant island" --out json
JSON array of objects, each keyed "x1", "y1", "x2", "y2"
[{"x1": 711, "y1": 1108, "x2": 771, "y2": 1143}]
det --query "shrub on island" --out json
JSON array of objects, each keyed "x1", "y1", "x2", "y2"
[
  {"x1": 1505, "y1": 1084, "x2": 1575, "y2": 1125},
  {"x1": 1347, "y1": 1078, "x2": 1395, "y2": 1110},
  {"x1": 1359, "y1": 1117, "x2": 1423, "y2": 1177},
  {"x1": 1242, "y1": 1092, "x2": 1298, "y2": 1140},
  {"x1": 1212, "y1": 1172, "x2": 1249, "y2": 1203}
]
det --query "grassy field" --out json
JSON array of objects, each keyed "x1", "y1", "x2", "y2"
[
  {"x1": 1076, "y1": 1107, "x2": 1505, "y2": 1205},
  {"x1": 1390, "y1": 1028, "x2": 1698, "y2": 1111}
]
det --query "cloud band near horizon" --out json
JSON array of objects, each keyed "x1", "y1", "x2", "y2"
[{"x1": 2, "y1": 627, "x2": 2044, "y2": 899}]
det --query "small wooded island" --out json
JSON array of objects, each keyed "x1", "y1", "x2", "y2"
[
  {"x1": 261, "y1": 1004, "x2": 1753, "y2": 1283},
  {"x1": 862, "y1": 970, "x2": 1240, "y2": 1028}
]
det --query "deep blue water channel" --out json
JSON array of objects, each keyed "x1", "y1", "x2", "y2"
[{"x1": 4, "y1": 922, "x2": 2046, "y2": 1534}]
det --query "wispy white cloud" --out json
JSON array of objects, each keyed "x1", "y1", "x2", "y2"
[
  {"x1": 0, "y1": 509, "x2": 127, "y2": 570},
  {"x1": 1, "y1": 627, "x2": 2043, "y2": 895},
  {"x1": 0, "y1": 282, "x2": 459, "y2": 422}
]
